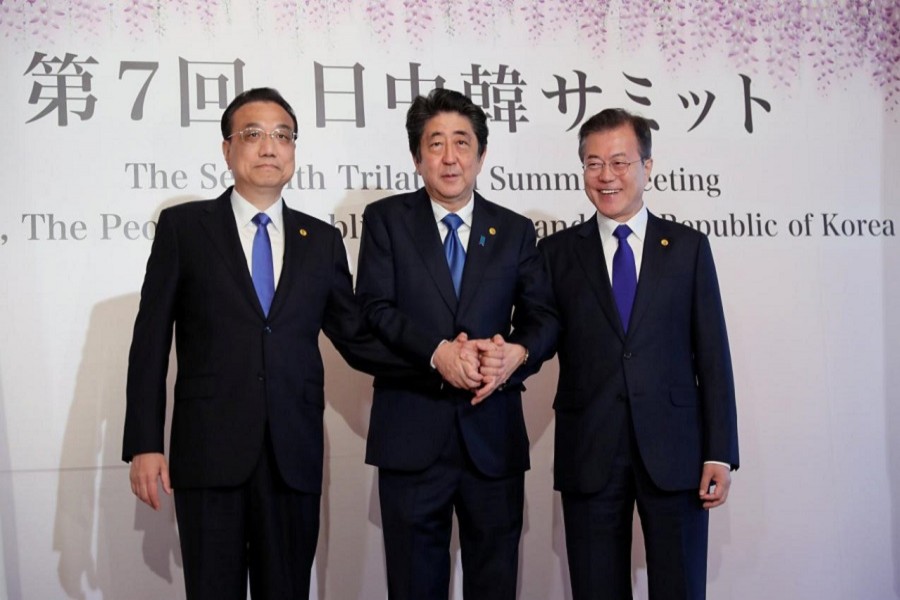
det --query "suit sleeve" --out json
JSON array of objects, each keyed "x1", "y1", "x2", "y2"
[
  {"x1": 121, "y1": 209, "x2": 180, "y2": 462},
  {"x1": 321, "y1": 227, "x2": 421, "y2": 377},
  {"x1": 691, "y1": 236, "x2": 739, "y2": 469},
  {"x1": 504, "y1": 222, "x2": 559, "y2": 386},
  {"x1": 356, "y1": 204, "x2": 446, "y2": 366}
]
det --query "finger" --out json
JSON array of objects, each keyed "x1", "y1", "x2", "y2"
[
  {"x1": 135, "y1": 479, "x2": 153, "y2": 508},
  {"x1": 698, "y1": 471, "x2": 713, "y2": 497},
  {"x1": 145, "y1": 476, "x2": 161, "y2": 510},
  {"x1": 480, "y1": 367, "x2": 503, "y2": 379},
  {"x1": 471, "y1": 378, "x2": 500, "y2": 405},
  {"x1": 701, "y1": 490, "x2": 727, "y2": 509},
  {"x1": 473, "y1": 339, "x2": 498, "y2": 353},
  {"x1": 161, "y1": 465, "x2": 173, "y2": 496},
  {"x1": 700, "y1": 479, "x2": 729, "y2": 509},
  {"x1": 479, "y1": 355, "x2": 503, "y2": 369}
]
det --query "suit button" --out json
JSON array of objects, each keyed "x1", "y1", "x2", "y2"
[
  {"x1": 623, "y1": 352, "x2": 632, "y2": 359},
  {"x1": 257, "y1": 373, "x2": 264, "y2": 381},
  {"x1": 264, "y1": 326, "x2": 272, "y2": 334}
]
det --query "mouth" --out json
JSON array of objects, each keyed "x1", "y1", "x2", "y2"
[{"x1": 599, "y1": 189, "x2": 621, "y2": 195}]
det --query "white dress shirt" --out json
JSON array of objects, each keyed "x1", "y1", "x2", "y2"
[
  {"x1": 595, "y1": 204, "x2": 648, "y2": 284},
  {"x1": 231, "y1": 190, "x2": 285, "y2": 288}
]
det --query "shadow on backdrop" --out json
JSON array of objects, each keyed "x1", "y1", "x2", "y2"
[
  {"x1": 54, "y1": 196, "x2": 192, "y2": 599},
  {"x1": 0, "y1": 360, "x2": 24, "y2": 600},
  {"x1": 53, "y1": 293, "x2": 181, "y2": 599}
]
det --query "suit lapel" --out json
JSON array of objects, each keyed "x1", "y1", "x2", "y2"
[
  {"x1": 457, "y1": 194, "x2": 496, "y2": 314},
  {"x1": 268, "y1": 204, "x2": 311, "y2": 320},
  {"x1": 199, "y1": 191, "x2": 264, "y2": 316},
  {"x1": 402, "y1": 190, "x2": 459, "y2": 313},
  {"x1": 574, "y1": 220, "x2": 626, "y2": 340},
  {"x1": 628, "y1": 212, "x2": 666, "y2": 335}
]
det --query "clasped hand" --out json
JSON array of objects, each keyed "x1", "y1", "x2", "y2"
[{"x1": 432, "y1": 333, "x2": 527, "y2": 405}]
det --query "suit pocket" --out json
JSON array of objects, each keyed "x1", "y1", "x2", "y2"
[
  {"x1": 174, "y1": 375, "x2": 216, "y2": 400},
  {"x1": 301, "y1": 382, "x2": 325, "y2": 409},
  {"x1": 552, "y1": 387, "x2": 586, "y2": 411},
  {"x1": 669, "y1": 385, "x2": 699, "y2": 407},
  {"x1": 482, "y1": 264, "x2": 517, "y2": 281}
]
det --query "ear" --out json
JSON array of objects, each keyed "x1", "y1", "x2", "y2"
[
  {"x1": 222, "y1": 139, "x2": 232, "y2": 169},
  {"x1": 475, "y1": 145, "x2": 487, "y2": 173},
  {"x1": 643, "y1": 157, "x2": 653, "y2": 178}
]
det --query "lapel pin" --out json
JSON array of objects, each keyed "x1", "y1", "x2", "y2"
[
  {"x1": 479, "y1": 235, "x2": 486, "y2": 246},
  {"x1": 661, "y1": 238, "x2": 669, "y2": 247},
  {"x1": 488, "y1": 227, "x2": 497, "y2": 236},
  {"x1": 299, "y1": 228, "x2": 308, "y2": 237}
]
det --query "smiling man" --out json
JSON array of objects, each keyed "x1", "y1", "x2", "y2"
[
  {"x1": 122, "y1": 87, "x2": 411, "y2": 600},
  {"x1": 540, "y1": 108, "x2": 739, "y2": 600},
  {"x1": 356, "y1": 88, "x2": 558, "y2": 600}
]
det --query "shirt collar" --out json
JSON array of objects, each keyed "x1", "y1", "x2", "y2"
[
  {"x1": 430, "y1": 194, "x2": 475, "y2": 228},
  {"x1": 230, "y1": 189, "x2": 284, "y2": 232},
  {"x1": 595, "y1": 204, "x2": 648, "y2": 242}
]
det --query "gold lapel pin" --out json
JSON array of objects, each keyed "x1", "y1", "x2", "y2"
[
  {"x1": 488, "y1": 227, "x2": 497, "y2": 235},
  {"x1": 661, "y1": 239, "x2": 669, "y2": 247},
  {"x1": 299, "y1": 228, "x2": 308, "y2": 237}
]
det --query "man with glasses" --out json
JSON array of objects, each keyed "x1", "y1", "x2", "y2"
[
  {"x1": 122, "y1": 87, "x2": 410, "y2": 600},
  {"x1": 540, "y1": 108, "x2": 739, "y2": 600}
]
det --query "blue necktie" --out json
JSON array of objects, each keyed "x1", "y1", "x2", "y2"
[
  {"x1": 442, "y1": 213, "x2": 466, "y2": 297},
  {"x1": 612, "y1": 224, "x2": 637, "y2": 331},
  {"x1": 251, "y1": 213, "x2": 275, "y2": 316}
]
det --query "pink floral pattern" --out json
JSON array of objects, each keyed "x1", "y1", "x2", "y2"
[{"x1": 2, "y1": 0, "x2": 898, "y2": 106}]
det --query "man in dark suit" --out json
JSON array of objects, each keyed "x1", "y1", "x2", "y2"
[
  {"x1": 122, "y1": 87, "x2": 409, "y2": 600},
  {"x1": 540, "y1": 108, "x2": 739, "y2": 600},
  {"x1": 355, "y1": 88, "x2": 559, "y2": 600}
]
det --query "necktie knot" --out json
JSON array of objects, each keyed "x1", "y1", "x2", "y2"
[
  {"x1": 442, "y1": 213, "x2": 464, "y2": 232},
  {"x1": 253, "y1": 212, "x2": 271, "y2": 228},
  {"x1": 613, "y1": 224, "x2": 632, "y2": 241}
]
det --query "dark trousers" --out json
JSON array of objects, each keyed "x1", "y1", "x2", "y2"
[
  {"x1": 562, "y1": 423, "x2": 709, "y2": 600},
  {"x1": 174, "y1": 433, "x2": 320, "y2": 600},
  {"x1": 378, "y1": 423, "x2": 525, "y2": 600}
]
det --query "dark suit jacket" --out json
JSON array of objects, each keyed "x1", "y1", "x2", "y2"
[
  {"x1": 122, "y1": 188, "x2": 408, "y2": 494},
  {"x1": 540, "y1": 212, "x2": 739, "y2": 493},
  {"x1": 356, "y1": 189, "x2": 558, "y2": 478}
]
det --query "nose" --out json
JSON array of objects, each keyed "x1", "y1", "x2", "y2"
[
  {"x1": 598, "y1": 164, "x2": 616, "y2": 181},
  {"x1": 258, "y1": 133, "x2": 278, "y2": 155},
  {"x1": 441, "y1": 144, "x2": 457, "y2": 164}
]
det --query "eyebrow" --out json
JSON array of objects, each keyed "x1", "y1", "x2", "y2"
[
  {"x1": 238, "y1": 121, "x2": 294, "y2": 130},
  {"x1": 427, "y1": 129, "x2": 472, "y2": 138},
  {"x1": 585, "y1": 151, "x2": 628, "y2": 160}
]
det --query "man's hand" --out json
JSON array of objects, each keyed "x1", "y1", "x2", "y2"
[
  {"x1": 698, "y1": 462, "x2": 732, "y2": 509},
  {"x1": 433, "y1": 333, "x2": 484, "y2": 391},
  {"x1": 471, "y1": 334, "x2": 527, "y2": 405},
  {"x1": 130, "y1": 452, "x2": 172, "y2": 511}
]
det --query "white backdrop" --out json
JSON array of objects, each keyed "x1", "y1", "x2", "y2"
[{"x1": 1, "y1": 1, "x2": 898, "y2": 598}]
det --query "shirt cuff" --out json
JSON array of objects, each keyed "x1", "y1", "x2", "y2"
[
  {"x1": 703, "y1": 460, "x2": 733, "y2": 470},
  {"x1": 430, "y1": 339, "x2": 449, "y2": 369}
]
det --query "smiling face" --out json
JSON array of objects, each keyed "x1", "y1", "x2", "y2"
[
  {"x1": 222, "y1": 100, "x2": 296, "y2": 209},
  {"x1": 413, "y1": 111, "x2": 486, "y2": 211},
  {"x1": 581, "y1": 124, "x2": 653, "y2": 223}
]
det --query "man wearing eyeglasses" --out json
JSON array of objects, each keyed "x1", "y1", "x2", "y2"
[
  {"x1": 539, "y1": 108, "x2": 739, "y2": 600},
  {"x1": 122, "y1": 87, "x2": 412, "y2": 600}
]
